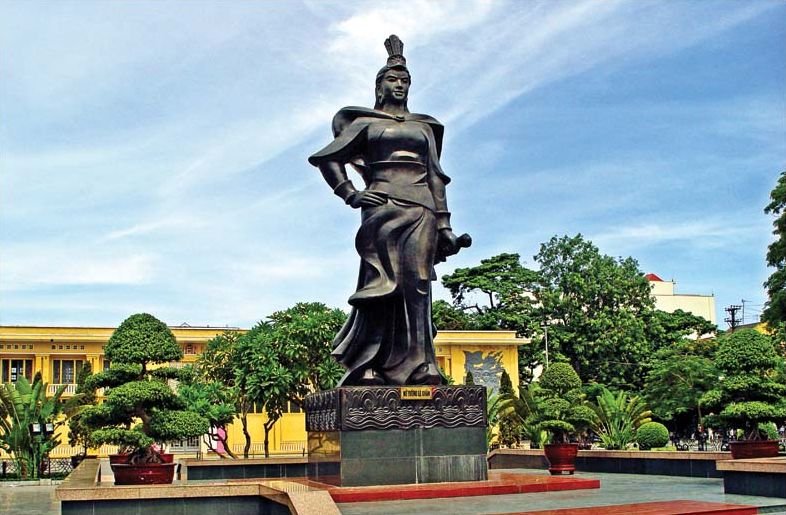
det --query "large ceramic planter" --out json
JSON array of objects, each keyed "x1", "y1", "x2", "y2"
[
  {"x1": 728, "y1": 440, "x2": 780, "y2": 460},
  {"x1": 109, "y1": 453, "x2": 176, "y2": 485},
  {"x1": 544, "y1": 443, "x2": 579, "y2": 475}
]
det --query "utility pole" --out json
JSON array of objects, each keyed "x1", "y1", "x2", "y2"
[
  {"x1": 725, "y1": 305, "x2": 742, "y2": 331},
  {"x1": 741, "y1": 299, "x2": 749, "y2": 325}
]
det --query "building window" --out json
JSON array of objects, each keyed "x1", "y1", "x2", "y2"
[
  {"x1": 1, "y1": 359, "x2": 33, "y2": 383},
  {"x1": 185, "y1": 344, "x2": 194, "y2": 354},
  {"x1": 52, "y1": 359, "x2": 83, "y2": 384},
  {"x1": 103, "y1": 359, "x2": 111, "y2": 371}
]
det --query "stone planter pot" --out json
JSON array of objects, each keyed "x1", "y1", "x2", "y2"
[
  {"x1": 109, "y1": 453, "x2": 176, "y2": 485},
  {"x1": 728, "y1": 440, "x2": 780, "y2": 460},
  {"x1": 544, "y1": 443, "x2": 579, "y2": 475}
]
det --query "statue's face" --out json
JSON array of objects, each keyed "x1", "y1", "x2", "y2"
[{"x1": 378, "y1": 69, "x2": 410, "y2": 105}]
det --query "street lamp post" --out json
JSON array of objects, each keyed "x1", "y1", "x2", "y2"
[{"x1": 540, "y1": 322, "x2": 549, "y2": 369}]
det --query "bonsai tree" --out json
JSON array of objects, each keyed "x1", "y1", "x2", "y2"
[
  {"x1": 82, "y1": 313, "x2": 208, "y2": 463},
  {"x1": 529, "y1": 363, "x2": 594, "y2": 444},
  {"x1": 701, "y1": 329, "x2": 786, "y2": 440}
]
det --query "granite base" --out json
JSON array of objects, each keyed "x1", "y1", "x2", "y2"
[{"x1": 308, "y1": 426, "x2": 488, "y2": 486}]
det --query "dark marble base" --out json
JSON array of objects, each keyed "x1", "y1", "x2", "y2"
[
  {"x1": 61, "y1": 497, "x2": 290, "y2": 515},
  {"x1": 488, "y1": 450, "x2": 725, "y2": 478},
  {"x1": 308, "y1": 426, "x2": 488, "y2": 486},
  {"x1": 184, "y1": 461, "x2": 307, "y2": 481},
  {"x1": 723, "y1": 471, "x2": 786, "y2": 498}
]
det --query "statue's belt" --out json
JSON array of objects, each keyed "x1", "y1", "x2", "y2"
[{"x1": 362, "y1": 161, "x2": 436, "y2": 211}]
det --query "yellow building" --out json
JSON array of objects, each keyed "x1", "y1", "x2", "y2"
[
  {"x1": 646, "y1": 273, "x2": 717, "y2": 326},
  {"x1": 0, "y1": 325, "x2": 523, "y2": 458}
]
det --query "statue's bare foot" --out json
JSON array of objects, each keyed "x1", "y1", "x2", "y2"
[{"x1": 358, "y1": 368, "x2": 385, "y2": 386}]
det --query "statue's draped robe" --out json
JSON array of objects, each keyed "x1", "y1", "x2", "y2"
[{"x1": 309, "y1": 107, "x2": 449, "y2": 386}]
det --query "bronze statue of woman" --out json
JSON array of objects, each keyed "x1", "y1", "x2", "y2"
[{"x1": 309, "y1": 35, "x2": 470, "y2": 387}]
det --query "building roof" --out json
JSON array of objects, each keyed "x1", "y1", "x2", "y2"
[{"x1": 645, "y1": 273, "x2": 664, "y2": 282}]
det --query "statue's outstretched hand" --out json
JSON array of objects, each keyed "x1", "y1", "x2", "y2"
[
  {"x1": 348, "y1": 190, "x2": 388, "y2": 208},
  {"x1": 436, "y1": 229, "x2": 472, "y2": 263}
]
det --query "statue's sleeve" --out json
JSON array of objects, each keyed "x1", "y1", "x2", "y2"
[
  {"x1": 425, "y1": 124, "x2": 450, "y2": 185},
  {"x1": 424, "y1": 124, "x2": 451, "y2": 230},
  {"x1": 308, "y1": 118, "x2": 368, "y2": 167}
]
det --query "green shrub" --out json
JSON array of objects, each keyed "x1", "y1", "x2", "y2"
[{"x1": 636, "y1": 421, "x2": 669, "y2": 450}]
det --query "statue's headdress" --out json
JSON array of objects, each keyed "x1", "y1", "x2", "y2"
[
  {"x1": 375, "y1": 34, "x2": 410, "y2": 109},
  {"x1": 384, "y1": 35, "x2": 406, "y2": 68}
]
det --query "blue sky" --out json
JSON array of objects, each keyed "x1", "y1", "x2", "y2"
[{"x1": 1, "y1": 0, "x2": 784, "y2": 329}]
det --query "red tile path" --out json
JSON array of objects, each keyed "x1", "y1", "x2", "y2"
[
  {"x1": 492, "y1": 499, "x2": 759, "y2": 515},
  {"x1": 295, "y1": 470, "x2": 600, "y2": 503}
]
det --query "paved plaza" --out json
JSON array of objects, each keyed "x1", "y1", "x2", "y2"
[
  {"x1": 2, "y1": 469, "x2": 786, "y2": 515},
  {"x1": 336, "y1": 471, "x2": 786, "y2": 515}
]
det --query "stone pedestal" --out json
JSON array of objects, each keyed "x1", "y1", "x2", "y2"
[{"x1": 304, "y1": 385, "x2": 488, "y2": 486}]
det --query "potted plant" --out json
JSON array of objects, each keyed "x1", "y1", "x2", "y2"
[
  {"x1": 701, "y1": 329, "x2": 786, "y2": 459},
  {"x1": 82, "y1": 313, "x2": 208, "y2": 484},
  {"x1": 504, "y1": 363, "x2": 594, "y2": 474}
]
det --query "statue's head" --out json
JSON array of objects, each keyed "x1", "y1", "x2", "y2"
[{"x1": 374, "y1": 35, "x2": 411, "y2": 110}]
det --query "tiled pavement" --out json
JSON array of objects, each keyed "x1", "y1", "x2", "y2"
[
  {"x1": 336, "y1": 471, "x2": 786, "y2": 515},
  {"x1": 2, "y1": 468, "x2": 786, "y2": 514}
]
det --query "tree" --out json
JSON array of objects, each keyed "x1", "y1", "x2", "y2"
[
  {"x1": 0, "y1": 374, "x2": 69, "y2": 479},
  {"x1": 644, "y1": 309, "x2": 716, "y2": 352},
  {"x1": 177, "y1": 367, "x2": 238, "y2": 458},
  {"x1": 496, "y1": 370, "x2": 522, "y2": 447},
  {"x1": 500, "y1": 382, "x2": 547, "y2": 448},
  {"x1": 265, "y1": 302, "x2": 346, "y2": 393},
  {"x1": 763, "y1": 171, "x2": 786, "y2": 327},
  {"x1": 204, "y1": 303, "x2": 346, "y2": 458},
  {"x1": 441, "y1": 253, "x2": 541, "y2": 384},
  {"x1": 645, "y1": 339, "x2": 718, "y2": 427},
  {"x1": 533, "y1": 235, "x2": 655, "y2": 388},
  {"x1": 431, "y1": 299, "x2": 479, "y2": 330},
  {"x1": 701, "y1": 329, "x2": 786, "y2": 440},
  {"x1": 197, "y1": 330, "x2": 253, "y2": 457},
  {"x1": 442, "y1": 253, "x2": 538, "y2": 332},
  {"x1": 67, "y1": 362, "x2": 98, "y2": 459},
  {"x1": 82, "y1": 313, "x2": 209, "y2": 463}
]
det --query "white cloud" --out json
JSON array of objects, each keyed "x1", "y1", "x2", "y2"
[
  {"x1": 590, "y1": 218, "x2": 767, "y2": 252},
  {"x1": 1, "y1": 250, "x2": 155, "y2": 289}
]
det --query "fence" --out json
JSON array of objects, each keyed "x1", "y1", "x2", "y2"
[{"x1": 231, "y1": 441, "x2": 306, "y2": 457}]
